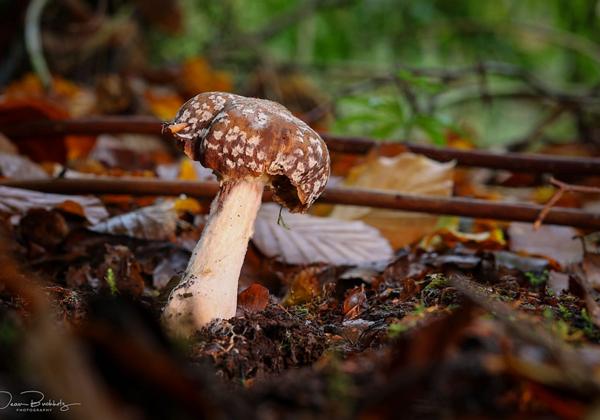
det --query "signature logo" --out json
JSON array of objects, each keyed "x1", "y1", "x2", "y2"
[{"x1": 0, "y1": 390, "x2": 81, "y2": 413}]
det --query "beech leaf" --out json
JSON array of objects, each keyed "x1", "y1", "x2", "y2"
[
  {"x1": 252, "y1": 203, "x2": 393, "y2": 266},
  {"x1": 330, "y1": 152, "x2": 454, "y2": 248}
]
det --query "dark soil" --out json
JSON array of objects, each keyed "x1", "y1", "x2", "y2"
[{"x1": 1, "y1": 217, "x2": 598, "y2": 419}]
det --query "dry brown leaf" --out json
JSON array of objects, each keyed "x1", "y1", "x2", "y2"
[
  {"x1": 0, "y1": 152, "x2": 49, "y2": 179},
  {"x1": 343, "y1": 284, "x2": 367, "y2": 320},
  {"x1": 238, "y1": 283, "x2": 270, "y2": 313},
  {"x1": 90, "y1": 201, "x2": 178, "y2": 241},
  {"x1": 0, "y1": 98, "x2": 69, "y2": 162},
  {"x1": 0, "y1": 185, "x2": 108, "y2": 224},
  {"x1": 2, "y1": 73, "x2": 96, "y2": 117},
  {"x1": 330, "y1": 152, "x2": 454, "y2": 248},
  {"x1": 282, "y1": 266, "x2": 325, "y2": 306},
  {"x1": 144, "y1": 88, "x2": 184, "y2": 120},
  {"x1": 0, "y1": 133, "x2": 17, "y2": 154},
  {"x1": 253, "y1": 203, "x2": 393, "y2": 266}
]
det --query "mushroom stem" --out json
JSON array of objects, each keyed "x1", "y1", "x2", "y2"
[{"x1": 163, "y1": 178, "x2": 264, "y2": 338}]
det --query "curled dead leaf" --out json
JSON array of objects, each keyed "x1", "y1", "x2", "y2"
[
  {"x1": 238, "y1": 283, "x2": 270, "y2": 313},
  {"x1": 330, "y1": 152, "x2": 454, "y2": 248}
]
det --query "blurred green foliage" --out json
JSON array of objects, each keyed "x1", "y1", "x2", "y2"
[{"x1": 148, "y1": 0, "x2": 600, "y2": 147}]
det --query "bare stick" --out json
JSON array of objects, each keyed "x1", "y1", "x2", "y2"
[
  {"x1": 534, "y1": 177, "x2": 600, "y2": 230},
  {"x1": 3, "y1": 116, "x2": 600, "y2": 175},
  {"x1": 2, "y1": 178, "x2": 600, "y2": 229}
]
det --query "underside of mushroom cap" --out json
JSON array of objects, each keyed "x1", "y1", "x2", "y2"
[{"x1": 167, "y1": 92, "x2": 330, "y2": 212}]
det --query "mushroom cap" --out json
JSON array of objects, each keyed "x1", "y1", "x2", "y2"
[{"x1": 167, "y1": 92, "x2": 330, "y2": 212}]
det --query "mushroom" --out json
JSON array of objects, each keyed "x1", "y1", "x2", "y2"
[{"x1": 162, "y1": 92, "x2": 330, "y2": 338}]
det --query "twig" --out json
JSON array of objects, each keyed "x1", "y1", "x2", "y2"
[
  {"x1": 25, "y1": 0, "x2": 51, "y2": 90},
  {"x1": 534, "y1": 177, "x2": 600, "y2": 230},
  {"x1": 2, "y1": 178, "x2": 600, "y2": 229},
  {"x1": 3, "y1": 116, "x2": 600, "y2": 176}
]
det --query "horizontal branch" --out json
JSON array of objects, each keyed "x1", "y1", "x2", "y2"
[
  {"x1": 2, "y1": 178, "x2": 599, "y2": 229},
  {"x1": 2, "y1": 116, "x2": 599, "y2": 175}
]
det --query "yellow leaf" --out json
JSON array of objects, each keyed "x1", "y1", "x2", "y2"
[
  {"x1": 178, "y1": 158, "x2": 198, "y2": 181},
  {"x1": 144, "y1": 89, "x2": 184, "y2": 120},
  {"x1": 179, "y1": 57, "x2": 233, "y2": 96},
  {"x1": 330, "y1": 152, "x2": 455, "y2": 248},
  {"x1": 174, "y1": 196, "x2": 202, "y2": 214}
]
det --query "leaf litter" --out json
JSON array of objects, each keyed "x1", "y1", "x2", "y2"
[{"x1": 0, "y1": 72, "x2": 600, "y2": 418}]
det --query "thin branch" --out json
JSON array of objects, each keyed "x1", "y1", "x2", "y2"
[
  {"x1": 25, "y1": 0, "x2": 51, "y2": 89},
  {"x1": 2, "y1": 178, "x2": 600, "y2": 229},
  {"x1": 3, "y1": 116, "x2": 600, "y2": 176},
  {"x1": 534, "y1": 177, "x2": 600, "y2": 230}
]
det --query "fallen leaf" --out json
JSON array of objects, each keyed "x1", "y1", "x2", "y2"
[
  {"x1": 282, "y1": 266, "x2": 324, "y2": 306},
  {"x1": 0, "y1": 98, "x2": 68, "y2": 162},
  {"x1": 420, "y1": 227, "x2": 506, "y2": 251},
  {"x1": 19, "y1": 208, "x2": 69, "y2": 249},
  {"x1": 0, "y1": 152, "x2": 49, "y2": 179},
  {"x1": 178, "y1": 57, "x2": 233, "y2": 97},
  {"x1": 330, "y1": 152, "x2": 454, "y2": 248},
  {"x1": 343, "y1": 285, "x2": 367, "y2": 320},
  {"x1": 173, "y1": 196, "x2": 202, "y2": 214},
  {"x1": 144, "y1": 88, "x2": 184, "y2": 120},
  {"x1": 238, "y1": 283, "x2": 270, "y2": 313},
  {"x1": 156, "y1": 159, "x2": 217, "y2": 182},
  {"x1": 88, "y1": 134, "x2": 171, "y2": 170},
  {"x1": 0, "y1": 133, "x2": 17, "y2": 154},
  {"x1": 509, "y1": 222, "x2": 582, "y2": 267},
  {"x1": 0, "y1": 185, "x2": 108, "y2": 224},
  {"x1": 90, "y1": 201, "x2": 178, "y2": 241},
  {"x1": 2, "y1": 73, "x2": 96, "y2": 117},
  {"x1": 253, "y1": 203, "x2": 393, "y2": 265},
  {"x1": 547, "y1": 271, "x2": 569, "y2": 295}
]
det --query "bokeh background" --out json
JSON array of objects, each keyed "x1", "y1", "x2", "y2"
[{"x1": 2, "y1": 0, "x2": 599, "y2": 150}]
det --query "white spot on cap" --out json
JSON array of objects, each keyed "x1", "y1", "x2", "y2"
[
  {"x1": 253, "y1": 112, "x2": 269, "y2": 129},
  {"x1": 232, "y1": 144, "x2": 244, "y2": 157}
]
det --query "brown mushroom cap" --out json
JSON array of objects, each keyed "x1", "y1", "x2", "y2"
[{"x1": 167, "y1": 92, "x2": 330, "y2": 212}]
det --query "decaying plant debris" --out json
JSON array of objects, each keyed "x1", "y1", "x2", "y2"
[
  {"x1": 2, "y1": 1, "x2": 600, "y2": 417},
  {"x1": 3, "y1": 197, "x2": 600, "y2": 418}
]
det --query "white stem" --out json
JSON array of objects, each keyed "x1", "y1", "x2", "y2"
[{"x1": 162, "y1": 179, "x2": 264, "y2": 338}]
